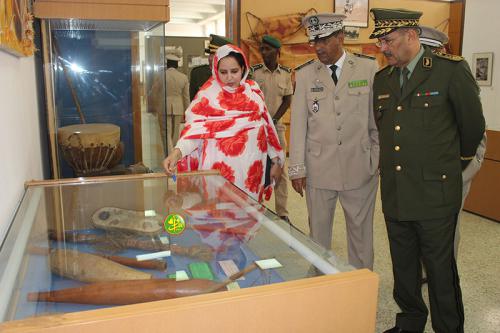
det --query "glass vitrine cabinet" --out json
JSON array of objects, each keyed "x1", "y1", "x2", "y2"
[{"x1": 0, "y1": 172, "x2": 378, "y2": 331}]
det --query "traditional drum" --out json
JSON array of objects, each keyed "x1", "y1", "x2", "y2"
[{"x1": 57, "y1": 123, "x2": 120, "y2": 176}]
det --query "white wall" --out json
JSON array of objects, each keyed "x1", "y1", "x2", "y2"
[
  {"x1": 0, "y1": 52, "x2": 43, "y2": 243},
  {"x1": 463, "y1": 0, "x2": 500, "y2": 131}
]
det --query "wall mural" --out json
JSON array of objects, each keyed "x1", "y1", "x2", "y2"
[
  {"x1": 0, "y1": 0, "x2": 35, "y2": 56},
  {"x1": 242, "y1": 10, "x2": 386, "y2": 72}
]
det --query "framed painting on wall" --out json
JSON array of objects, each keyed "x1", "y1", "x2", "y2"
[
  {"x1": 472, "y1": 52, "x2": 493, "y2": 86},
  {"x1": 334, "y1": 0, "x2": 369, "y2": 28},
  {"x1": 0, "y1": 0, "x2": 35, "y2": 56}
]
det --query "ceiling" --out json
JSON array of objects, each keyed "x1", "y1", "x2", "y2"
[{"x1": 169, "y1": 0, "x2": 226, "y2": 25}]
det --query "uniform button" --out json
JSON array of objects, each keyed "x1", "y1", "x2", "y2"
[
  {"x1": 338, "y1": 141, "x2": 342, "y2": 145},
  {"x1": 442, "y1": 174, "x2": 447, "y2": 180},
  {"x1": 337, "y1": 126, "x2": 341, "y2": 130},
  {"x1": 337, "y1": 112, "x2": 341, "y2": 116},
  {"x1": 396, "y1": 165, "x2": 402, "y2": 171},
  {"x1": 335, "y1": 96, "x2": 340, "y2": 100},
  {"x1": 424, "y1": 102, "x2": 429, "y2": 108},
  {"x1": 378, "y1": 105, "x2": 382, "y2": 110},
  {"x1": 395, "y1": 125, "x2": 401, "y2": 131},
  {"x1": 397, "y1": 106, "x2": 403, "y2": 111},
  {"x1": 394, "y1": 145, "x2": 400, "y2": 151}
]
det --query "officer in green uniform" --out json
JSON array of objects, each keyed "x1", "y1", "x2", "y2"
[
  {"x1": 370, "y1": 8, "x2": 485, "y2": 333},
  {"x1": 189, "y1": 34, "x2": 233, "y2": 100},
  {"x1": 250, "y1": 35, "x2": 293, "y2": 222}
]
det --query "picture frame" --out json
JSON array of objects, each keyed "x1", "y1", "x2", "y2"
[
  {"x1": 0, "y1": 0, "x2": 35, "y2": 57},
  {"x1": 344, "y1": 26, "x2": 360, "y2": 42},
  {"x1": 334, "y1": 0, "x2": 369, "y2": 28},
  {"x1": 472, "y1": 52, "x2": 493, "y2": 86}
]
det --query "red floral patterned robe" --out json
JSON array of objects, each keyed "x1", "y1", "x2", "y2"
[{"x1": 176, "y1": 44, "x2": 284, "y2": 201}]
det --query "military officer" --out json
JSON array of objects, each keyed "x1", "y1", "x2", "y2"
[
  {"x1": 370, "y1": 8, "x2": 485, "y2": 333},
  {"x1": 165, "y1": 52, "x2": 189, "y2": 153},
  {"x1": 289, "y1": 13, "x2": 380, "y2": 270},
  {"x1": 419, "y1": 25, "x2": 488, "y2": 257},
  {"x1": 251, "y1": 35, "x2": 293, "y2": 222},
  {"x1": 189, "y1": 34, "x2": 233, "y2": 101}
]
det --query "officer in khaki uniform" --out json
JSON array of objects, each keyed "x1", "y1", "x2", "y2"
[
  {"x1": 165, "y1": 53, "x2": 189, "y2": 154},
  {"x1": 419, "y1": 25, "x2": 488, "y2": 257},
  {"x1": 289, "y1": 13, "x2": 379, "y2": 270},
  {"x1": 251, "y1": 35, "x2": 293, "y2": 222},
  {"x1": 370, "y1": 9, "x2": 486, "y2": 333},
  {"x1": 189, "y1": 34, "x2": 233, "y2": 101}
]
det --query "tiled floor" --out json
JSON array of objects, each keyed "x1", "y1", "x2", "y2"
[{"x1": 273, "y1": 177, "x2": 500, "y2": 333}]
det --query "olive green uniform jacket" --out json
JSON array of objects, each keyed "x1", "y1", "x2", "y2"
[
  {"x1": 373, "y1": 47, "x2": 485, "y2": 221},
  {"x1": 189, "y1": 64, "x2": 211, "y2": 101}
]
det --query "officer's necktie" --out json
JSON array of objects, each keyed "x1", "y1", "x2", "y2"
[
  {"x1": 330, "y1": 64, "x2": 338, "y2": 85},
  {"x1": 401, "y1": 67, "x2": 409, "y2": 92}
]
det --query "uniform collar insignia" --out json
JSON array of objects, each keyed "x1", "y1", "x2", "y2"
[{"x1": 423, "y1": 56, "x2": 432, "y2": 68}]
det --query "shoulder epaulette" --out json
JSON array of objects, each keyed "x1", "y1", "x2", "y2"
[
  {"x1": 353, "y1": 52, "x2": 376, "y2": 60},
  {"x1": 251, "y1": 63, "x2": 264, "y2": 71},
  {"x1": 375, "y1": 65, "x2": 392, "y2": 75},
  {"x1": 434, "y1": 52, "x2": 463, "y2": 62},
  {"x1": 294, "y1": 59, "x2": 315, "y2": 71},
  {"x1": 278, "y1": 64, "x2": 291, "y2": 73}
]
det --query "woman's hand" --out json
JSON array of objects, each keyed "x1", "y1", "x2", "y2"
[
  {"x1": 269, "y1": 158, "x2": 282, "y2": 188},
  {"x1": 163, "y1": 148, "x2": 182, "y2": 175}
]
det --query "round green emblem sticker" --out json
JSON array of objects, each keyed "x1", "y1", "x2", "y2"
[{"x1": 164, "y1": 214, "x2": 186, "y2": 235}]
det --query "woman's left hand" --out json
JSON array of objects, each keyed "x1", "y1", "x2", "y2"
[{"x1": 269, "y1": 160, "x2": 282, "y2": 188}]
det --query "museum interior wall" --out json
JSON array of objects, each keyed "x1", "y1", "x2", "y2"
[
  {"x1": 462, "y1": 0, "x2": 500, "y2": 220},
  {"x1": 0, "y1": 51, "x2": 44, "y2": 242}
]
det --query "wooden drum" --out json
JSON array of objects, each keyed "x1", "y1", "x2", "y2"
[{"x1": 58, "y1": 123, "x2": 120, "y2": 176}]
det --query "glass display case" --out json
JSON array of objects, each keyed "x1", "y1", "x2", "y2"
[
  {"x1": 0, "y1": 172, "x2": 378, "y2": 332},
  {"x1": 39, "y1": 14, "x2": 169, "y2": 178}
]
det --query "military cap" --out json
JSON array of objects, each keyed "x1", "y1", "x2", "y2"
[
  {"x1": 369, "y1": 8, "x2": 422, "y2": 39},
  {"x1": 166, "y1": 54, "x2": 180, "y2": 61},
  {"x1": 262, "y1": 35, "x2": 281, "y2": 48},
  {"x1": 205, "y1": 34, "x2": 233, "y2": 54},
  {"x1": 302, "y1": 13, "x2": 346, "y2": 42},
  {"x1": 419, "y1": 25, "x2": 449, "y2": 48}
]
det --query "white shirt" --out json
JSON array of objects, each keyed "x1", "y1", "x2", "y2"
[{"x1": 326, "y1": 50, "x2": 346, "y2": 81}]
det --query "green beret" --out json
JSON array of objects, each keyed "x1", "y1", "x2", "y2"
[
  {"x1": 369, "y1": 8, "x2": 422, "y2": 39},
  {"x1": 205, "y1": 34, "x2": 233, "y2": 54},
  {"x1": 262, "y1": 35, "x2": 281, "y2": 48}
]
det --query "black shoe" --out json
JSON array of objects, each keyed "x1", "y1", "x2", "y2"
[
  {"x1": 383, "y1": 327, "x2": 422, "y2": 333},
  {"x1": 279, "y1": 216, "x2": 291, "y2": 224}
]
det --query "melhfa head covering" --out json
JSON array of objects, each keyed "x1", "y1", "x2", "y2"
[
  {"x1": 369, "y1": 8, "x2": 422, "y2": 39},
  {"x1": 205, "y1": 34, "x2": 233, "y2": 54},
  {"x1": 419, "y1": 25, "x2": 449, "y2": 48},
  {"x1": 302, "y1": 13, "x2": 346, "y2": 42},
  {"x1": 262, "y1": 35, "x2": 281, "y2": 48}
]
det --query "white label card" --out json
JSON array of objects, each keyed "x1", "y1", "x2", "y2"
[
  {"x1": 255, "y1": 258, "x2": 283, "y2": 270},
  {"x1": 218, "y1": 260, "x2": 245, "y2": 280},
  {"x1": 176, "y1": 270, "x2": 189, "y2": 281},
  {"x1": 136, "y1": 250, "x2": 171, "y2": 261},
  {"x1": 159, "y1": 235, "x2": 170, "y2": 245}
]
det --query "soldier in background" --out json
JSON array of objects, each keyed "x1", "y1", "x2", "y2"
[
  {"x1": 251, "y1": 35, "x2": 293, "y2": 223},
  {"x1": 189, "y1": 34, "x2": 233, "y2": 101},
  {"x1": 165, "y1": 52, "x2": 189, "y2": 153},
  {"x1": 289, "y1": 13, "x2": 379, "y2": 270},
  {"x1": 371, "y1": 9, "x2": 485, "y2": 333},
  {"x1": 419, "y1": 25, "x2": 488, "y2": 258}
]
